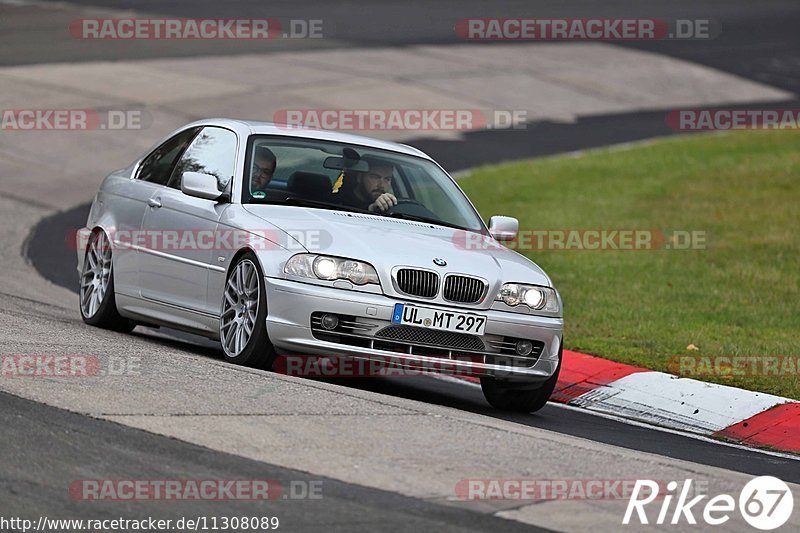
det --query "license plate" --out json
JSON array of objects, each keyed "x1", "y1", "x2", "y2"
[{"x1": 391, "y1": 303, "x2": 487, "y2": 335}]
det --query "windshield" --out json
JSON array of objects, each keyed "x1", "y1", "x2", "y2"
[{"x1": 242, "y1": 136, "x2": 485, "y2": 231}]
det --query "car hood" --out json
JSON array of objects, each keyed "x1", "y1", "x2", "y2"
[{"x1": 242, "y1": 205, "x2": 551, "y2": 288}]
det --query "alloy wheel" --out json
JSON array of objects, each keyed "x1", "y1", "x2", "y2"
[
  {"x1": 80, "y1": 232, "x2": 112, "y2": 318},
  {"x1": 220, "y1": 259, "x2": 261, "y2": 357}
]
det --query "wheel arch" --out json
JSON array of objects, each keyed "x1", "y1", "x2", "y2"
[
  {"x1": 226, "y1": 246, "x2": 263, "y2": 278},
  {"x1": 78, "y1": 224, "x2": 112, "y2": 275}
]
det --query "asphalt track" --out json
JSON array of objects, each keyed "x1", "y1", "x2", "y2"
[
  {"x1": 5, "y1": 0, "x2": 800, "y2": 530},
  {"x1": 0, "y1": 390, "x2": 550, "y2": 532},
  {"x1": 7, "y1": 0, "x2": 800, "y2": 94}
]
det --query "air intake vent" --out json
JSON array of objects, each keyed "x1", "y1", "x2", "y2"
[
  {"x1": 376, "y1": 325, "x2": 485, "y2": 351},
  {"x1": 443, "y1": 275, "x2": 486, "y2": 303},
  {"x1": 396, "y1": 269, "x2": 439, "y2": 298}
]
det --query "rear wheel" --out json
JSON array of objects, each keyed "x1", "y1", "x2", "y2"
[
  {"x1": 480, "y1": 345, "x2": 562, "y2": 412},
  {"x1": 79, "y1": 230, "x2": 135, "y2": 332},
  {"x1": 219, "y1": 252, "x2": 276, "y2": 368}
]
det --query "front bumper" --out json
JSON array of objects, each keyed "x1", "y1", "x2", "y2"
[{"x1": 265, "y1": 277, "x2": 562, "y2": 382}]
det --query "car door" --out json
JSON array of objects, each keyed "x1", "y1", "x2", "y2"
[
  {"x1": 109, "y1": 127, "x2": 201, "y2": 297},
  {"x1": 137, "y1": 126, "x2": 238, "y2": 317}
]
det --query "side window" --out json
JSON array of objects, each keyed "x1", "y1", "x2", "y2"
[
  {"x1": 136, "y1": 128, "x2": 200, "y2": 186},
  {"x1": 168, "y1": 127, "x2": 237, "y2": 192}
]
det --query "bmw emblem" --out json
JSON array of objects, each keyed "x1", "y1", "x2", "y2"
[{"x1": 433, "y1": 258, "x2": 447, "y2": 267}]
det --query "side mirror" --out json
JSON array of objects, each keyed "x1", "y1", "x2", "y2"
[
  {"x1": 488, "y1": 215, "x2": 518, "y2": 242},
  {"x1": 181, "y1": 172, "x2": 223, "y2": 201}
]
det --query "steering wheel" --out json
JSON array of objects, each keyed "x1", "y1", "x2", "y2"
[
  {"x1": 386, "y1": 199, "x2": 438, "y2": 219},
  {"x1": 390, "y1": 199, "x2": 424, "y2": 209}
]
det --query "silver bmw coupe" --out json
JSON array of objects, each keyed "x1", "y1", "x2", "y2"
[{"x1": 77, "y1": 119, "x2": 563, "y2": 412}]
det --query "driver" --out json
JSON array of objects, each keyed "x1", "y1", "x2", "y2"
[
  {"x1": 336, "y1": 156, "x2": 397, "y2": 213},
  {"x1": 250, "y1": 146, "x2": 277, "y2": 194}
]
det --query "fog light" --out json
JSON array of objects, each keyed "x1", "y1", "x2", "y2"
[
  {"x1": 320, "y1": 313, "x2": 339, "y2": 330},
  {"x1": 515, "y1": 340, "x2": 533, "y2": 356}
]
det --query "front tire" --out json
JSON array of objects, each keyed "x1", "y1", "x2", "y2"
[
  {"x1": 219, "y1": 252, "x2": 276, "y2": 368},
  {"x1": 79, "y1": 230, "x2": 135, "y2": 332},
  {"x1": 480, "y1": 345, "x2": 562, "y2": 412}
]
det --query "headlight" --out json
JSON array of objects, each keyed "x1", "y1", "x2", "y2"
[
  {"x1": 313, "y1": 256, "x2": 338, "y2": 279},
  {"x1": 497, "y1": 283, "x2": 559, "y2": 312},
  {"x1": 285, "y1": 254, "x2": 380, "y2": 286}
]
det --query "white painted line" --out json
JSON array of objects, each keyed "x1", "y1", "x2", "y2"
[
  {"x1": 571, "y1": 372, "x2": 787, "y2": 434},
  {"x1": 432, "y1": 375, "x2": 800, "y2": 461},
  {"x1": 552, "y1": 402, "x2": 800, "y2": 462}
]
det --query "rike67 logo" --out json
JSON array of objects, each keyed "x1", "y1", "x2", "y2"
[{"x1": 624, "y1": 476, "x2": 793, "y2": 529}]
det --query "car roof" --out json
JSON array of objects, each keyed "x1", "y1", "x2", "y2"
[{"x1": 183, "y1": 118, "x2": 432, "y2": 161}]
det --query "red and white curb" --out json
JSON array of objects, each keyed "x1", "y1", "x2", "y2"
[{"x1": 459, "y1": 350, "x2": 800, "y2": 454}]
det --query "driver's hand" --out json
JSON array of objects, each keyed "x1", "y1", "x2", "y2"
[{"x1": 368, "y1": 193, "x2": 397, "y2": 213}]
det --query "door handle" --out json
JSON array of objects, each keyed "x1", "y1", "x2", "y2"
[{"x1": 148, "y1": 198, "x2": 162, "y2": 208}]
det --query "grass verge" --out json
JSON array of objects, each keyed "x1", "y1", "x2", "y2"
[{"x1": 458, "y1": 131, "x2": 800, "y2": 398}]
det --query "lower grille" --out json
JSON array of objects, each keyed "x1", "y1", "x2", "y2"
[
  {"x1": 375, "y1": 325, "x2": 484, "y2": 351},
  {"x1": 309, "y1": 312, "x2": 543, "y2": 369}
]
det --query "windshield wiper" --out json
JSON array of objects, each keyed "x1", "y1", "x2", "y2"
[
  {"x1": 279, "y1": 197, "x2": 372, "y2": 214},
  {"x1": 249, "y1": 197, "x2": 470, "y2": 230},
  {"x1": 386, "y1": 211, "x2": 468, "y2": 231}
]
